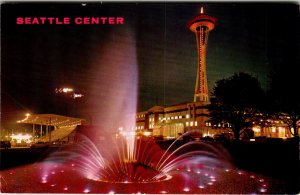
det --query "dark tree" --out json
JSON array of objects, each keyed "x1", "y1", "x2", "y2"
[
  {"x1": 267, "y1": 64, "x2": 300, "y2": 137},
  {"x1": 208, "y1": 72, "x2": 265, "y2": 141},
  {"x1": 264, "y1": 2, "x2": 299, "y2": 138}
]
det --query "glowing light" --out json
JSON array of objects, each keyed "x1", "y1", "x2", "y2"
[
  {"x1": 143, "y1": 131, "x2": 151, "y2": 136},
  {"x1": 11, "y1": 134, "x2": 32, "y2": 143},
  {"x1": 62, "y1": 88, "x2": 74, "y2": 93},
  {"x1": 183, "y1": 187, "x2": 190, "y2": 192},
  {"x1": 271, "y1": 127, "x2": 276, "y2": 133},
  {"x1": 83, "y1": 188, "x2": 90, "y2": 193},
  {"x1": 41, "y1": 180, "x2": 47, "y2": 184},
  {"x1": 108, "y1": 190, "x2": 115, "y2": 194},
  {"x1": 252, "y1": 127, "x2": 261, "y2": 133},
  {"x1": 17, "y1": 113, "x2": 31, "y2": 123},
  {"x1": 160, "y1": 190, "x2": 168, "y2": 193},
  {"x1": 198, "y1": 185, "x2": 205, "y2": 189},
  {"x1": 259, "y1": 188, "x2": 267, "y2": 193},
  {"x1": 73, "y1": 93, "x2": 84, "y2": 99},
  {"x1": 200, "y1": 7, "x2": 204, "y2": 14},
  {"x1": 64, "y1": 187, "x2": 69, "y2": 191}
]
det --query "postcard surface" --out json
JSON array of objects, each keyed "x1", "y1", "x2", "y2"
[{"x1": 1, "y1": 1, "x2": 299, "y2": 194}]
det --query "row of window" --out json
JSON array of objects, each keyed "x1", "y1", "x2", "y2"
[
  {"x1": 158, "y1": 114, "x2": 190, "y2": 122},
  {"x1": 136, "y1": 114, "x2": 145, "y2": 119},
  {"x1": 136, "y1": 126, "x2": 144, "y2": 130},
  {"x1": 186, "y1": 121, "x2": 198, "y2": 127},
  {"x1": 205, "y1": 122, "x2": 231, "y2": 128}
]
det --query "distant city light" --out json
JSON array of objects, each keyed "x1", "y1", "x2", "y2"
[
  {"x1": 73, "y1": 93, "x2": 84, "y2": 99},
  {"x1": 55, "y1": 87, "x2": 84, "y2": 99},
  {"x1": 55, "y1": 87, "x2": 74, "y2": 93}
]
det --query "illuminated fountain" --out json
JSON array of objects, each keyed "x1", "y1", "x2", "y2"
[{"x1": 43, "y1": 131, "x2": 232, "y2": 184}]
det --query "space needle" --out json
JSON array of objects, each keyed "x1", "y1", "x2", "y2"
[{"x1": 187, "y1": 7, "x2": 217, "y2": 102}]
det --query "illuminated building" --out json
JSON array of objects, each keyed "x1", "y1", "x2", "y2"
[
  {"x1": 135, "y1": 104, "x2": 226, "y2": 139},
  {"x1": 135, "y1": 105, "x2": 293, "y2": 139},
  {"x1": 17, "y1": 114, "x2": 86, "y2": 142}
]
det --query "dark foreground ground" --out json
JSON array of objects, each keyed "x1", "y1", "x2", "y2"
[
  {"x1": 224, "y1": 139, "x2": 299, "y2": 194},
  {"x1": 157, "y1": 137, "x2": 300, "y2": 194},
  {"x1": 1, "y1": 138, "x2": 299, "y2": 194}
]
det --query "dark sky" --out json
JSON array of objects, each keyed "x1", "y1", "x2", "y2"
[{"x1": 1, "y1": 2, "x2": 299, "y2": 127}]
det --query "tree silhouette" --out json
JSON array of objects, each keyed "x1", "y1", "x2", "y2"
[
  {"x1": 267, "y1": 64, "x2": 300, "y2": 137},
  {"x1": 208, "y1": 72, "x2": 265, "y2": 141}
]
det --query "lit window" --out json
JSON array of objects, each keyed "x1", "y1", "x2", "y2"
[
  {"x1": 271, "y1": 127, "x2": 276, "y2": 133},
  {"x1": 195, "y1": 121, "x2": 198, "y2": 126},
  {"x1": 175, "y1": 116, "x2": 178, "y2": 119},
  {"x1": 179, "y1": 116, "x2": 182, "y2": 119},
  {"x1": 186, "y1": 114, "x2": 190, "y2": 119},
  {"x1": 186, "y1": 122, "x2": 189, "y2": 126},
  {"x1": 190, "y1": 121, "x2": 193, "y2": 126},
  {"x1": 171, "y1": 117, "x2": 174, "y2": 120},
  {"x1": 167, "y1": 117, "x2": 170, "y2": 120},
  {"x1": 252, "y1": 127, "x2": 260, "y2": 133}
]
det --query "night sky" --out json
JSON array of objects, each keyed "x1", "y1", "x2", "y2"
[{"x1": 1, "y1": 2, "x2": 299, "y2": 128}]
